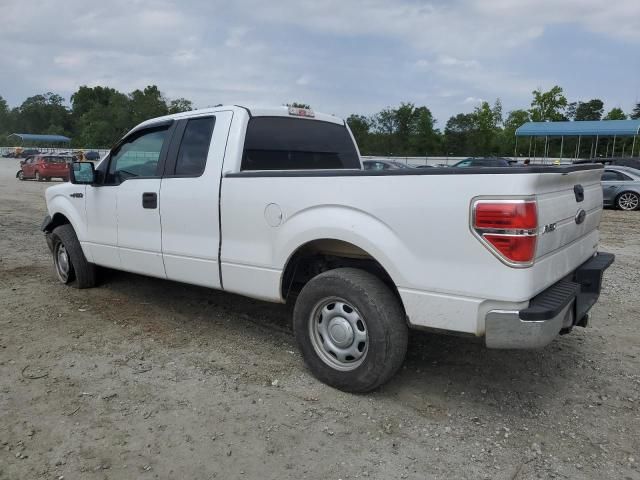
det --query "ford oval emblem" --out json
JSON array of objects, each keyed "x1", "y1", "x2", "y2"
[{"x1": 575, "y1": 209, "x2": 586, "y2": 225}]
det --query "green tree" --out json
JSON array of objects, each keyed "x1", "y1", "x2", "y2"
[
  {"x1": 71, "y1": 86, "x2": 133, "y2": 147},
  {"x1": 411, "y1": 106, "x2": 439, "y2": 155},
  {"x1": 129, "y1": 85, "x2": 168, "y2": 125},
  {"x1": 529, "y1": 86, "x2": 568, "y2": 121},
  {"x1": 473, "y1": 99, "x2": 502, "y2": 154},
  {"x1": 573, "y1": 99, "x2": 604, "y2": 121},
  {"x1": 346, "y1": 114, "x2": 370, "y2": 151},
  {"x1": 444, "y1": 113, "x2": 478, "y2": 156},
  {"x1": 631, "y1": 103, "x2": 640, "y2": 120},
  {"x1": 604, "y1": 107, "x2": 627, "y2": 120},
  {"x1": 501, "y1": 109, "x2": 530, "y2": 155},
  {"x1": 0, "y1": 95, "x2": 10, "y2": 136},
  {"x1": 168, "y1": 98, "x2": 193, "y2": 114},
  {"x1": 15, "y1": 93, "x2": 71, "y2": 136}
]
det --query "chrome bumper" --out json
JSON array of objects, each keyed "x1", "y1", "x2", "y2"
[
  {"x1": 484, "y1": 252, "x2": 614, "y2": 349},
  {"x1": 485, "y1": 302, "x2": 573, "y2": 349}
]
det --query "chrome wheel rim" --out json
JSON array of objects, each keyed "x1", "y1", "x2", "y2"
[
  {"x1": 619, "y1": 193, "x2": 639, "y2": 211},
  {"x1": 308, "y1": 297, "x2": 368, "y2": 371},
  {"x1": 54, "y1": 243, "x2": 71, "y2": 283}
]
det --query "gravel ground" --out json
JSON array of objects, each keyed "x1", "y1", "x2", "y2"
[{"x1": 0, "y1": 158, "x2": 638, "y2": 480}]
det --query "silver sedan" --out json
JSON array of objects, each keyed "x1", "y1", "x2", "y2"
[{"x1": 602, "y1": 166, "x2": 640, "y2": 211}]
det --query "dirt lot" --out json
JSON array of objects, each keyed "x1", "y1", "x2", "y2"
[{"x1": 0, "y1": 158, "x2": 638, "y2": 480}]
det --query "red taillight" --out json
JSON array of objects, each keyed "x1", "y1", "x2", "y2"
[
  {"x1": 472, "y1": 200, "x2": 538, "y2": 266},
  {"x1": 482, "y1": 235, "x2": 536, "y2": 263},
  {"x1": 474, "y1": 202, "x2": 537, "y2": 230}
]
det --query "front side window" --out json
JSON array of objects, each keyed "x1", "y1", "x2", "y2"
[
  {"x1": 174, "y1": 117, "x2": 215, "y2": 176},
  {"x1": 108, "y1": 127, "x2": 169, "y2": 182},
  {"x1": 241, "y1": 117, "x2": 360, "y2": 171}
]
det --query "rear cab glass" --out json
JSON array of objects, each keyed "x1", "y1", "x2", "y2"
[{"x1": 241, "y1": 117, "x2": 360, "y2": 171}]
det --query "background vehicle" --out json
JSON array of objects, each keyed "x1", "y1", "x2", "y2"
[
  {"x1": 42, "y1": 105, "x2": 612, "y2": 392},
  {"x1": 17, "y1": 154, "x2": 71, "y2": 181},
  {"x1": 16, "y1": 148, "x2": 40, "y2": 159},
  {"x1": 452, "y1": 157, "x2": 512, "y2": 168},
  {"x1": 84, "y1": 150, "x2": 101, "y2": 161},
  {"x1": 601, "y1": 166, "x2": 640, "y2": 210},
  {"x1": 575, "y1": 157, "x2": 640, "y2": 171},
  {"x1": 362, "y1": 159, "x2": 414, "y2": 170}
]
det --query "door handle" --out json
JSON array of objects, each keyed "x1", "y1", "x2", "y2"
[{"x1": 142, "y1": 192, "x2": 158, "y2": 209}]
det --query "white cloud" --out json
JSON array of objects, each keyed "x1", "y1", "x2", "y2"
[
  {"x1": 0, "y1": 0, "x2": 638, "y2": 123},
  {"x1": 437, "y1": 56, "x2": 479, "y2": 69},
  {"x1": 463, "y1": 96, "x2": 484, "y2": 104}
]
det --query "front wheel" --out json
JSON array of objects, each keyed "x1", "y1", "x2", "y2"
[
  {"x1": 617, "y1": 192, "x2": 640, "y2": 211},
  {"x1": 35, "y1": 171, "x2": 42, "y2": 182},
  {"x1": 293, "y1": 268, "x2": 408, "y2": 393},
  {"x1": 50, "y1": 224, "x2": 96, "y2": 288},
  {"x1": 17, "y1": 170, "x2": 24, "y2": 180}
]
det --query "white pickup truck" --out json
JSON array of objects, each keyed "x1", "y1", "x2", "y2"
[{"x1": 42, "y1": 105, "x2": 613, "y2": 392}]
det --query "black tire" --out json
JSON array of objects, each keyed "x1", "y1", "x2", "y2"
[
  {"x1": 50, "y1": 224, "x2": 96, "y2": 289},
  {"x1": 45, "y1": 177, "x2": 51, "y2": 182},
  {"x1": 293, "y1": 268, "x2": 408, "y2": 393},
  {"x1": 35, "y1": 171, "x2": 43, "y2": 182},
  {"x1": 17, "y1": 170, "x2": 24, "y2": 181},
  {"x1": 616, "y1": 191, "x2": 640, "y2": 211}
]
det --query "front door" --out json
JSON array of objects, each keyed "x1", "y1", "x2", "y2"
[{"x1": 84, "y1": 124, "x2": 173, "y2": 277}]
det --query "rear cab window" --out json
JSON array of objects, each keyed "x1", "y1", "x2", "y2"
[
  {"x1": 173, "y1": 117, "x2": 215, "y2": 176},
  {"x1": 241, "y1": 117, "x2": 360, "y2": 171}
]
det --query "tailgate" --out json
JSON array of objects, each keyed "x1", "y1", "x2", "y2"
[{"x1": 534, "y1": 167, "x2": 603, "y2": 260}]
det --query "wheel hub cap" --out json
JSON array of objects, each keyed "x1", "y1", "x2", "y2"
[
  {"x1": 327, "y1": 317, "x2": 354, "y2": 348},
  {"x1": 308, "y1": 298, "x2": 369, "y2": 371},
  {"x1": 56, "y1": 245, "x2": 70, "y2": 281}
]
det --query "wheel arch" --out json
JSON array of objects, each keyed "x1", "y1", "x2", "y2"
[
  {"x1": 43, "y1": 212, "x2": 72, "y2": 233},
  {"x1": 44, "y1": 194, "x2": 86, "y2": 241},
  {"x1": 280, "y1": 238, "x2": 404, "y2": 310}
]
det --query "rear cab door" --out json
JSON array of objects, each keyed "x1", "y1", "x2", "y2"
[{"x1": 159, "y1": 111, "x2": 233, "y2": 288}]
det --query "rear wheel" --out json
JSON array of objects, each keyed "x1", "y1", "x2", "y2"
[
  {"x1": 35, "y1": 171, "x2": 42, "y2": 182},
  {"x1": 45, "y1": 177, "x2": 51, "y2": 182},
  {"x1": 17, "y1": 170, "x2": 24, "y2": 181},
  {"x1": 293, "y1": 268, "x2": 408, "y2": 393},
  {"x1": 616, "y1": 192, "x2": 640, "y2": 211},
  {"x1": 50, "y1": 224, "x2": 96, "y2": 288}
]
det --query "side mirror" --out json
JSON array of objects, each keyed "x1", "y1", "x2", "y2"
[{"x1": 70, "y1": 161, "x2": 96, "y2": 184}]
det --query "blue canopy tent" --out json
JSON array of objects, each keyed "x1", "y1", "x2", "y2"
[
  {"x1": 8, "y1": 133, "x2": 71, "y2": 145},
  {"x1": 514, "y1": 120, "x2": 640, "y2": 162}
]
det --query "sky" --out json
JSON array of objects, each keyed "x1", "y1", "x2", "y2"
[{"x1": 1, "y1": 0, "x2": 639, "y2": 126}]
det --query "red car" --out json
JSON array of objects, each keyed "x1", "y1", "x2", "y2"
[{"x1": 17, "y1": 155, "x2": 71, "y2": 182}]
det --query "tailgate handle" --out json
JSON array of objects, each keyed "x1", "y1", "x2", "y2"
[{"x1": 574, "y1": 185, "x2": 584, "y2": 203}]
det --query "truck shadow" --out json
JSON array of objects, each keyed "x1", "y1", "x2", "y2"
[{"x1": 99, "y1": 268, "x2": 596, "y2": 413}]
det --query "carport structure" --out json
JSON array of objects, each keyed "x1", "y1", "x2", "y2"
[
  {"x1": 514, "y1": 120, "x2": 640, "y2": 162},
  {"x1": 7, "y1": 133, "x2": 71, "y2": 147}
]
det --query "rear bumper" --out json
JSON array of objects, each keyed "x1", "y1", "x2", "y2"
[{"x1": 485, "y1": 252, "x2": 614, "y2": 349}]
